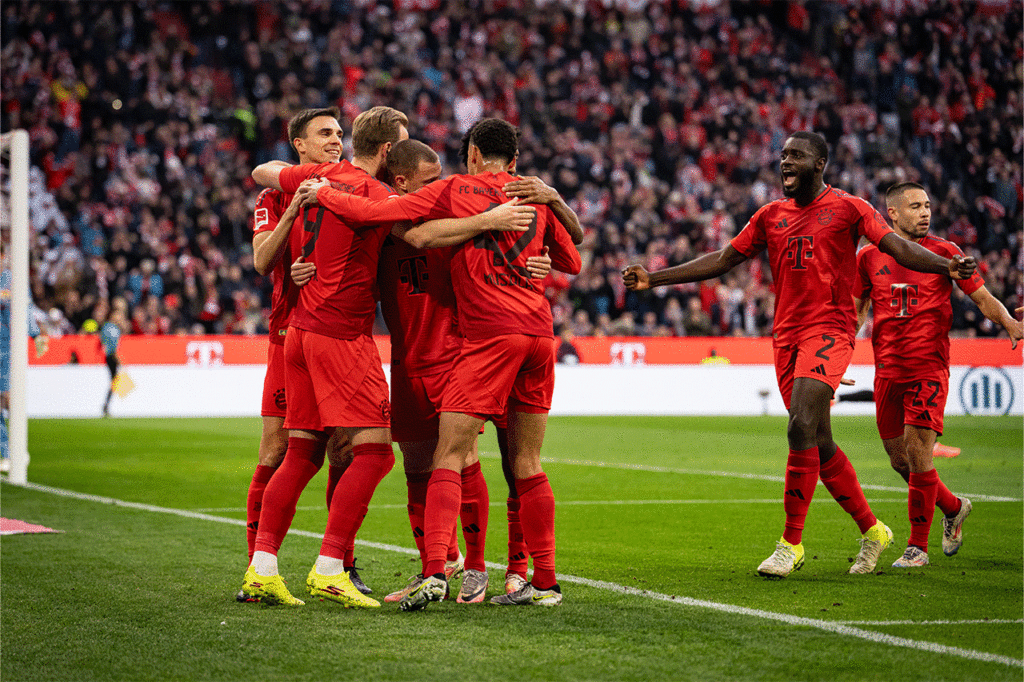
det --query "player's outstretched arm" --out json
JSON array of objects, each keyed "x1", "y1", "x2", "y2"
[
  {"x1": 879, "y1": 233, "x2": 977, "y2": 279},
  {"x1": 622, "y1": 245, "x2": 747, "y2": 291},
  {"x1": 968, "y1": 286, "x2": 1024, "y2": 349},
  {"x1": 394, "y1": 200, "x2": 535, "y2": 249},
  {"x1": 503, "y1": 176, "x2": 584, "y2": 245},
  {"x1": 252, "y1": 160, "x2": 293, "y2": 191}
]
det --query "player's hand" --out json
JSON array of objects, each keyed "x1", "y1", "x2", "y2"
[
  {"x1": 1005, "y1": 317, "x2": 1023, "y2": 350},
  {"x1": 503, "y1": 176, "x2": 559, "y2": 205},
  {"x1": 484, "y1": 198, "x2": 534, "y2": 233},
  {"x1": 948, "y1": 254, "x2": 977, "y2": 280},
  {"x1": 33, "y1": 334, "x2": 49, "y2": 358},
  {"x1": 291, "y1": 256, "x2": 315, "y2": 286},
  {"x1": 622, "y1": 264, "x2": 651, "y2": 291},
  {"x1": 839, "y1": 377, "x2": 856, "y2": 386},
  {"x1": 526, "y1": 246, "x2": 552, "y2": 279},
  {"x1": 295, "y1": 179, "x2": 325, "y2": 206}
]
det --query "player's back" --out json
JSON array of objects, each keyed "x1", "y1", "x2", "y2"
[
  {"x1": 445, "y1": 171, "x2": 581, "y2": 340},
  {"x1": 282, "y1": 160, "x2": 396, "y2": 340},
  {"x1": 378, "y1": 236, "x2": 460, "y2": 377}
]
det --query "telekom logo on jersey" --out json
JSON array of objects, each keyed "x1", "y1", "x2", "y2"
[
  {"x1": 185, "y1": 341, "x2": 225, "y2": 367},
  {"x1": 785, "y1": 235, "x2": 814, "y2": 270}
]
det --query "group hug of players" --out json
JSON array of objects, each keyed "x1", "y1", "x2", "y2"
[{"x1": 238, "y1": 107, "x2": 1022, "y2": 611}]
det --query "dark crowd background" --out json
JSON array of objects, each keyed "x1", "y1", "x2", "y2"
[{"x1": 1, "y1": 0, "x2": 1020, "y2": 345}]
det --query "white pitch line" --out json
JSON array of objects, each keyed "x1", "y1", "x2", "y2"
[
  {"x1": 7, "y1": 479, "x2": 1021, "y2": 669},
  {"x1": 476, "y1": 452, "x2": 1023, "y2": 503},
  {"x1": 838, "y1": 619, "x2": 1024, "y2": 626}
]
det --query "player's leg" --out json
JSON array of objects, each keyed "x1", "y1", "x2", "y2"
[
  {"x1": 900, "y1": 374, "x2": 969, "y2": 559},
  {"x1": 759, "y1": 345, "x2": 813, "y2": 577},
  {"x1": 496, "y1": 416, "x2": 528, "y2": 593},
  {"x1": 401, "y1": 411, "x2": 481, "y2": 611},
  {"x1": 324, "y1": 430, "x2": 374, "y2": 593},
  {"x1": 243, "y1": 428, "x2": 325, "y2": 606},
  {"x1": 875, "y1": 375, "x2": 910, "y2": 483},
  {"x1": 457, "y1": 442, "x2": 489, "y2": 602},
  {"x1": 244, "y1": 415, "x2": 287, "y2": 566},
  {"x1": 102, "y1": 353, "x2": 118, "y2": 416}
]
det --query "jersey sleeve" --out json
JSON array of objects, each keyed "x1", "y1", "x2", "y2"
[
  {"x1": 253, "y1": 189, "x2": 284, "y2": 236},
  {"x1": 730, "y1": 205, "x2": 768, "y2": 257},
  {"x1": 941, "y1": 241, "x2": 985, "y2": 295},
  {"x1": 279, "y1": 162, "x2": 334, "y2": 193},
  {"x1": 543, "y1": 209, "x2": 582, "y2": 274},
  {"x1": 851, "y1": 197, "x2": 895, "y2": 246},
  {"x1": 317, "y1": 177, "x2": 454, "y2": 225}
]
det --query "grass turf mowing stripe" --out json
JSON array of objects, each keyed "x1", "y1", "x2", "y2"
[
  {"x1": 9, "y1": 478, "x2": 1021, "y2": 669},
  {"x1": 477, "y1": 452, "x2": 1022, "y2": 503},
  {"x1": 838, "y1": 620, "x2": 1024, "y2": 626}
]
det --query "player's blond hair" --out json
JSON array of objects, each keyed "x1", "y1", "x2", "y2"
[{"x1": 352, "y1": 106, "x2": 408, "y2": 159}]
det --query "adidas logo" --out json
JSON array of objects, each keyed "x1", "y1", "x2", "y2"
[
  {"x1": 875, "y1": 265, "x2": 891, "y2": 276},
  {"x1": 463, "y1": 523, "x2": 481, "y2": 534},
  {"x1": 510, "y1": 552, "x2": 527, "y2": 562},
  {"x1": 785, "y1": 488, "x2": 805, "y2": 500},
  {"x1": 835, "y1": 495, "x2": 851, "y2": 503},
  {"x1": 911, "y1": 515, "x2": 927, "y2": 524},
  {"x1": 811, "y1": 364, "x2": 827, "y2": 376},
  {"x1": 413, "y1": 527, "x2": 424, "y2": 538},
  {"x1": 918, "y1": 411, "x2": 932, "y2": 421}
]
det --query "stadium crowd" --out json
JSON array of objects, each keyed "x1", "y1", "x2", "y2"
[{"x1": 1, "y1": 0, "x2": 1020, "y2": 342}]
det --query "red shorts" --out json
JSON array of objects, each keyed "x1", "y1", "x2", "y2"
[
  {"x1": 390, "y1": 368, "x2": 448, "y2": 443},
  {"x1": 774, "y1": 334, "x2": 854, "y2": 410},
  {"x1": 874, "y1": 371, "x2": 949, "y2": 440},
  {"x1": 441, "y1": 334, "x2": 556, "y2": 419},
  {"x1": 283, "y1": 328, "x2": 390, "y2": 431},
  {"x1": 261, "y1": 341, "x2": 288, "y2": 418}
]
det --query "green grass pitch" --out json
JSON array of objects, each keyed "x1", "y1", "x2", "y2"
[{"x1": 2, "y1": 415, "x2": 1021, "y2": 681}]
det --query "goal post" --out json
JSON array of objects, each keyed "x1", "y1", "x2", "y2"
[{"x1": 2, "y1": 129, "x2": 30, "y2": 484}]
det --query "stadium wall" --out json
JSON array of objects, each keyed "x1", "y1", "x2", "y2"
[{"x1": 26, "y1": 336, "x2": 1022, "y2": 418}]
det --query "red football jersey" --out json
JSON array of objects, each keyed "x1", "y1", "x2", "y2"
[
  {"x1": 731, "y1": 185, "x2": 894, "y2": 346},
  {"x1": 315, "y1": 171, "x2": 582, "y2": 340},
  {"x1": 278, "y1": 160, "x2": 396, "y2": 340},
  {"x1": 856, "y1": 235, "x2": 983, "y2": 377},
  {"x1": 378, "y1": 236, "x2": 460, "y2": 377},
  {"x1": 253, "y1": 188, "x2": 303, "y2": 345}
]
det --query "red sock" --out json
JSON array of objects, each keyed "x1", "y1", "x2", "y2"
[
  {"x1": 326, "y1": 465, "x2": 345, "y2": 508},
  {"x1": 320, "y1": 443, "x2": 394, "y2": 561},
  {"x1": 506, "y1": 497, "x2": 528, "y2": 577},
  {"x1": 424, "y1": 468, "x2": 462, "y2": 577},
  {"x1": 517, "y1": 472, "x2": 557, "y2": 590},
  {"x1": 819, "y1": 446, "x2": 876, "y2": 534},
  {"x1": 935, "y1": 479, "x2": 961, "y2": 517},
  {"x1": 782, "y1": 447, "x2": 819, "y2": 546},
  {"x1": 447, "y1": 525, "x2": 460, "y2": 562},
  {"x1": 245, "y1": 464, "x2": 277, "y2": 561},
  {"x1": 908, "y1": 469, "x2": 940, "y2": 552},
  {"x1": 459, "y1": 462, "x2": 490, "y2": 572},
  {"x1": 406, "y1": 471, "x2": 430, "y2": 574},
  {"x1": 254, "y1": 438, "x2": 325, "y2": 555}
]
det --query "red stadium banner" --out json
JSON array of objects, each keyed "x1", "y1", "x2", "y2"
[{"x1": 27, "y1": 335, "x2": 1021, "y2": 367}]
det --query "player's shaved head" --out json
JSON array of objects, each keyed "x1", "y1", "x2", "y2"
[
  {"x1": 789, "y1": 131, "x2": 829, "y2": 165},
  {"x1": 387, "y1": 139, "x2": 439, "y2": 179}
]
